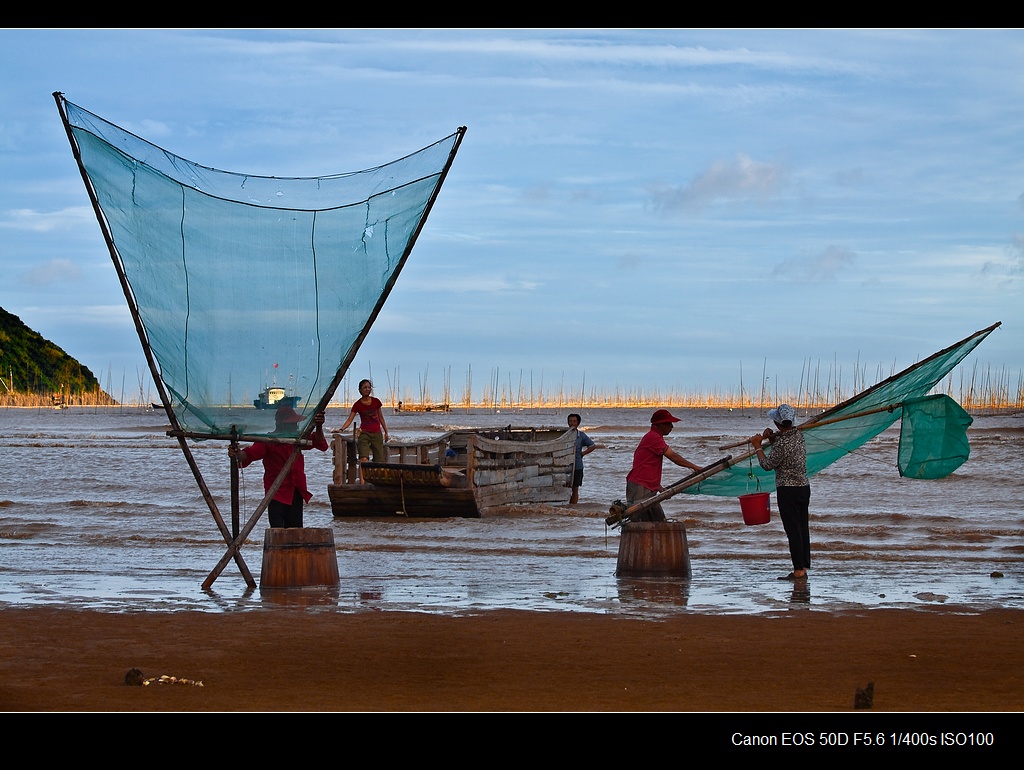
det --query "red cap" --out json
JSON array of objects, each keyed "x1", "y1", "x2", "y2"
[
  {"x1": 651, "y1": 409, "x2": 680, "y2": 424},
  {"x1": 275, "y1": 406, "x2": 303, "y2": 424}
]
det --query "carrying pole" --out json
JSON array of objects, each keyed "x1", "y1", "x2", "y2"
[{"x1": 717, "y1": 403, "x2": 907, "y2": 452}]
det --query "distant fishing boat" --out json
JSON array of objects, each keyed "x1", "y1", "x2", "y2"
[
  {"x1": 329, "y1": 426, "x2": 575, "y2": 518},
  {"x1": 253, "y1": 386, "x2": 300, "y2": 410}
]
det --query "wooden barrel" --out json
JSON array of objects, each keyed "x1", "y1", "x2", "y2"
[
  {"x1": 616, "y1": 521, "x2": 691, "y2": 578},
  {"x1": 260, "y1": 527, "x2": 340, "y2": 588}
]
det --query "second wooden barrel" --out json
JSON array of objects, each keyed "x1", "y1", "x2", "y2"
[
  {"x1": 260, "y1": 527, "x2": 340, "y2": 588},
  {"x1": 616, "y1": 521, "x2": 691, "y2": 578}
]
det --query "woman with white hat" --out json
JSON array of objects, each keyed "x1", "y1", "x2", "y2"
[{"x1": 750, "y1": 404, "x2": 811, "y2": 580}]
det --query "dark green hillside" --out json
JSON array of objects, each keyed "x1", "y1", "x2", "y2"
[{"x1": 0, "y1": 306, "x2": 103, "y2": 395}]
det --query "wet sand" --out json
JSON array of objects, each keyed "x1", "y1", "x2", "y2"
[{"x1": 2, "y1": 606, "x2": 1021, "y2": 712}]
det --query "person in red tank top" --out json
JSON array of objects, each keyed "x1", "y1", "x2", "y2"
[{"x1": 338, "y1": 379, "x2": 389, "y2": 475}]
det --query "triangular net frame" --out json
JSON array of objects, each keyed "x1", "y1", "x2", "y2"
[{"x1": 55, "y1": 92, "x2": 465, "y2": 586}]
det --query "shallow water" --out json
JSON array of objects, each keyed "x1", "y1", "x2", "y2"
[{"x1": 1, "y1": 405, "x2": 1021, "y2": 616}]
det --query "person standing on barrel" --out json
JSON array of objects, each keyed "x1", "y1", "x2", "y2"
[
  {"x1": 625, "y1": 409, "x2": 704, "y2": 522},
  {"x1": 230, "y1": 407, "x2": 328, "y2": 528},
  {"x1": 750, "y1": 403, "x2": 810, "y2": 581}
]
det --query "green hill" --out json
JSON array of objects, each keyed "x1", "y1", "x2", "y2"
[{"x1": 0, "y1": 306, "x2": 105, "y2": 396}]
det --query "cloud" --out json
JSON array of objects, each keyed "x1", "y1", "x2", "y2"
[
  {"x1": 373, "y1": 35, "x2": 866, "y2": 75},
  {"x1": 617, "y1": 253, "x2": 643, "y2": 270},
  {"x1": 21, "y1": 258, "x2": 83, "y2": 287},
  {"x1": 977, "y1": 237, "x2": 1024, "y2": 280},
  {"x1": 772, "y1": 245, "x2": 856, "y2": 282},
  {"x1": 404, "y1": 274, "x2": 541, "y2": 293},
  {"x1": 1006, "y1": 235, "x2": 1024, "y2": 275},
  {"x1": 122, "y1": 119, "x2": 173, "y2": 140},
  {"x1": 833, "y1": 167, "x2": 866, "y2": 187},
  {"x1": 650, "y1": 153, "x2": 788, "y2": 213},
  {"x1": 0, "y1": 206, "x2": 94, "y2": 233}
]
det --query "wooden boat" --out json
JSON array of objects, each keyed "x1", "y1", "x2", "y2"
[
  {"x1": 394, "y1": 401, "x2": 451, "y2": 413},
  {"x1": 328, "y1": 426, "x2": 575, "y2": 517}
]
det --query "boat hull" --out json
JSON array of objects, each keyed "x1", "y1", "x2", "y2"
[
  {"x1": 329, "y1": 427, "x2": 574, "y2": 518},
  {"x1": 328, "y1": 484, "x2": 481, "y2": 518}
]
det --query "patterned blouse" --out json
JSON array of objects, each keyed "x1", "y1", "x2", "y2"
[{"x1": 757, "y1": 428, "x2": 809, "y2": 487}]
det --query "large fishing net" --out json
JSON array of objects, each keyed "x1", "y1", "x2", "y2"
[
  {"x1": 57, "y1": 95, "x2": 464, "y2": 438},
  {"x1": 684, "y1": 324, "x2": 998, "y2": 497}
]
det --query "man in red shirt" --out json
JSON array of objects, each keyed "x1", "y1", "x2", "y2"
[
  {"x1": 231, "y1": 406, "x2": 328, "y2": 528},
  {"x1": 625, "y1": 409, "x2": 703, "y2": 522}
]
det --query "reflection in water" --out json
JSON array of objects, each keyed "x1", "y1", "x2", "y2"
[
  {"x1": 616, "y1": 577, "x2": 691, "y2": 607},
  {"x1": 259, "y1": 586, "x2": 342, "y2": 609},
  {"x1": 787, "y1": 583, "x2": 811, "y2": 605}
]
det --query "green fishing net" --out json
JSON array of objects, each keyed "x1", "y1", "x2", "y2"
[
  {"x1": 58, "y1": 95, "x2": 464, "y2": 438},
  {"x1": 898, "y1": 394, "x2": 973, "y2": 479},
  {"x1": 683, "y1": 324, "x2": 997, "y2": 497}
]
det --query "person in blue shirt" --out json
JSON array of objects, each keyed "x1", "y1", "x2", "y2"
[{"x1": 566, "y1": 413, "x2": 600, "y2": 505}]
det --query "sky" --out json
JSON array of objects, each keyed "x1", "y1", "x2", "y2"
[{"x1": 2, "y1": 29, "x2": 1022, "y2": 405}]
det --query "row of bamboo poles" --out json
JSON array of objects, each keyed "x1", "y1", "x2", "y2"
[
  {"x1": 357, "y1": 362, "x2": 1024, "y2": 415},
  {"x1": 4, "y1": 361, "x2": 1021, "y2": 414}
]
